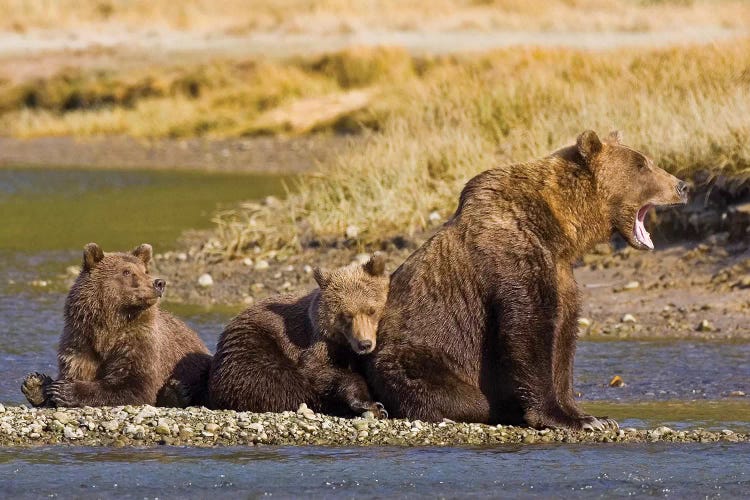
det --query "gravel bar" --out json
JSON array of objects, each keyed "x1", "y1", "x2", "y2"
[{"x1": 0, "y1": 404, "x2": 747, "y2": 447}]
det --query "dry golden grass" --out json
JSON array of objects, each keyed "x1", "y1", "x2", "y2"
[
  {"x1": 207, "y1": 40, "x2": 750, "y2": 258},
  {"x1": 3, "y1": 0, "x2": 749, "y2": 33},
  {"x1": 0, "y1": 48, "x2": 405, "y2": 137}
]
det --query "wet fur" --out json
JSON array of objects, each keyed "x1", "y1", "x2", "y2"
[
  {"x1": 21, "y1": 243, "x2": 211, "y2": 408},
  {"x1": 209, "y1": 257, "x2": 389, "y2": 417},
  {"x1": 366, "y1": 131, "x2": 687, "y2": 430}
]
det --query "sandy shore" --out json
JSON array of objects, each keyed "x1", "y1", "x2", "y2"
[
  {"x1": 0, "y1": 404, "x2": 746, "y2": 448},
  {"x1": 0, "y1": 135, "x2": 352, "y2": 173}
]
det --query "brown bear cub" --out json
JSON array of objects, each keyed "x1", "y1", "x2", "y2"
[
  {"x1": 21, "y1": 243, "x2": 211, "y2": 408},
  {"x1": 367, "y1": 130, "x2": 688, "y2": 430},
  {"x1": 209, "y1": 254, "x2": 389, "y2": 418}
]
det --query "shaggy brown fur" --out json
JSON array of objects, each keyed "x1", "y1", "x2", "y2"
[
  {"x1": 366, "y1": 130, "x2": 688, "y2": 430},
  {"x1": 21, "y1": 243, "x2": 211, "y2": 408},
  {"x1": 209, "y1": 254, "x2": 389, "y2": 417}
]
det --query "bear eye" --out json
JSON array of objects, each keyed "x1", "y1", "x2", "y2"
[{"x1": 122, "y1": 269, "x2": 131, "y2": 277}]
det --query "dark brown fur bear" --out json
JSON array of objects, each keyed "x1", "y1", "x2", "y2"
[
  {"x1": 21, "y1": 243, "x2": 211, "y2": 408},
  {"x1": 366, "y1": 131, "x2": 688, "y2": 430},
  {"x1": 209, "y1": 254, "x2": 389, "y2": 417}
]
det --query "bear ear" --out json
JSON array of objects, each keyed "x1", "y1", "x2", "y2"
[
  {"x1": 363, "y1": 252, "x2": 386, "y2": 277},
  {"x1": 576, "y1": 130, "x2": 602, "y2": 162},
  {"x1": 605, "y1": 130, "x2": 623, "y2": 145},
  {"x1": 82, "y1": 243, "x2": 104, "y2": 271},
  {"x1": 313, "y1": 267, "x2": 329, "y2": 289},
  {"x1": 132, "y1": 243, "x2": 153, "y2": 267}
]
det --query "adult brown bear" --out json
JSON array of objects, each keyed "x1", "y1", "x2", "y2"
[{"x1": 366, "y1": 130, "x2": 688, "y2": 430}]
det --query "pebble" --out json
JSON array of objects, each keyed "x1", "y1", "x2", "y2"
[
  {"x1": 428, "y1": 211, "x2": 441, "y2": 223},
  {"x1": 303, "y1": 265, "x2": 313, "y2": 274},
  {"x1": 696, "y1": 319, "x2": 715, "y2": 332},
  {"x1": 729, "y1": 391, "x2": 746, "y2": 397},
  {"x1": 53, "y1": 411, "x2": 73, "y2": 425},
  {"x1": 577, "y1": 317, "x2": 592, "y2": 328},
  {"x1": 0, "y1": 406, "x2": 744, "y2": 447},
  {"x1": 242, "y1": 257, "x2": 254, "y2": 267},
  {"x1": 623, "y1": 281, "x2": 640, "y2": 291},
  {"x1": 197, "y1": 273, "x2": 214, "y2": 288},
  {"x1": 255, "y1": 260, "x2": 270, "y2": 271},
  {"x1": 345, "y1": 225, "x2": 359, "y2": 239},
  {"x1": 621, "y1": 313, "x2": 637, "y2": 323},
  {"x1": 176, "y1": 253, "x2": 188, "y2": 262},
  {"x1": 354, "y1": 253, "x2": 371, "y2": 265}
]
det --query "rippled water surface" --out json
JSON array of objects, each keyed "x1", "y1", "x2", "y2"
[
  {"x1": 1, "y1": 167, "x2": 748, "y2": 498},
  {"x1": 1, "y1": 444, "x2": 748, "y2": 499}
]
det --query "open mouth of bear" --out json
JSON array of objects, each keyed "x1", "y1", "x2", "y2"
[{"x1": 634, "y1": 204, "x2": 654, "y2": 249}]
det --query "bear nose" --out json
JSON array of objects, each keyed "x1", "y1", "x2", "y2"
[
  {"x1": 153, "y1": 279, "x2": 166, "y2": 296},
  {"x1": 357, "y1": 340, "x2": 373, "y2": 352},
  {"x1": 676, "y1": 181, "x2": 689, "y2": 200}
]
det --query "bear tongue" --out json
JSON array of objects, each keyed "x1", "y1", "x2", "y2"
[{"x1": 634, "y1": 204, "x2": 654, "y2": 250}]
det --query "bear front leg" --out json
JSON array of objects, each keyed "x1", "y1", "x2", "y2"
[
  {"x1": 500, "y1": 280, "x2": 608, "y2": 431},
  {"x1": 554, "y1": 268, "x2": 618, "y2": 431},
  {"x1": 326, "y1": 369, "x2": 388, "y2": 419},
  {"x1": 46, "y1": 353, "x2": 156, "y2": 407}
]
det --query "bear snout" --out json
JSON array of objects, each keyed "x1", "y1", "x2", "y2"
[{"x1": 153, "y1": 279, "x2": 167, "y2": 297}]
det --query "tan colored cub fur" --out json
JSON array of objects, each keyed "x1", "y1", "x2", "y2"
[
  {"x1": 21, "y1": 243, "x2": 211, "y2": 408},
  {"x1": 209, "y1": 254, "x2": 389, "y2": 417}
]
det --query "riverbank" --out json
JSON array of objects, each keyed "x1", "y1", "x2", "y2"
[
  {"x1": 0, "y1": 404, "x2": 747, "y2": 448},
  {"x1": 0, "y1": 135, "x2": 350, "y2": 173}
]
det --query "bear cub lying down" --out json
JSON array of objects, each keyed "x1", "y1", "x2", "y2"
[
  {"x1": 22, "y1": 243, "x2": 211, "y2": 408},
  {"x1": 209, "y1": 254, "x2": 389, "y2": 418}
]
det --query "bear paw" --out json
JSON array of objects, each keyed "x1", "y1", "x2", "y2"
[
  {"x1": 45, "y1": 380, "x2": 78, "y2": 407},
  {"x1": 21, "y1": 372, "x2": 53, "y2": 407},
  {"x1": 156, "y1": 379, "x2": 192, "y2": 408}
]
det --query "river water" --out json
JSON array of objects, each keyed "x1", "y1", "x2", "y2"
[{"x1": 0, "y1": 167, "x2": 748, "y2": 498}]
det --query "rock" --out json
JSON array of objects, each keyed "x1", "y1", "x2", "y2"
[
  {"x1": 205, "y1": 423, "x2": 220, "y2": 433},
  {"x1": 696, "y1": 319, "x2": 715, "y2": 332},
  {"x1": 593, "y1": 243, "x2": 612, "y2": 255},
  {"x1": 651, "y1": 426, "x2": 674, "y2": 438},
  {"x1": 63, "y1": 426, "x2": 83, "y2": 440},
  {"x1": 623, "y1": 281, "x2": 640, "y2": 291},
  {"x1": 428, "y1": 211, "x2": 441, "y2": 223},
  {"x1": 621, "y1": 313, "x2": 637, "y2": 323},
  {"x1": 66, "y1": 265, "x2": 81, "y2": 276},
  {"x1": 243, "y1": 296, "x2": 255, "y2": 305},
  {"x1": 53, "y1": 411, "x2": 73, "y2": 425},
  {"x1": 353, "y1": 421, "x2": 369, "y2": 431},
  {"x1": 354, "y1": 253, "x2": 371, "y2": 265},
  {"x1": 242, "y1": 257, "x2": 254, "y2": 267},
  {"x1": 0, "y1": 404, "x2": 5, "y2": 413},
  {"x1": 608, "y1": 375, "x2": 625, "y2": 387},
  {"x1": 577, "y1": 317, "x2": 592, "y2": 328},
  {"x1": 721, "y1": 429, "x2": 734, "y2": 435},
  {"x1": 345, "y1": 225, "x2": 359, "y2": 239},
  {"x1": 101, "y1": 420, "x2": 120, "y2": 432},
  {"x1": 729, "y1": 390, "x2": 746, "y2": 397},
  {"x1": 255, "y1": 260, "x2": 270, "y2": 271},
  {"x1": 303, "y1": 265, "x2": 313, "y2": 274},
  {"x1": 197, "y1": 273, "x2": 214, "y2": 288},
  {"x1": 176, "y1": 252, "x2": 188, "y2": 262}
]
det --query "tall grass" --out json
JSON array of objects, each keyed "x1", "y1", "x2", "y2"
[{"x1": 207, "y1": 41, "x2": 750, "y2": 259}]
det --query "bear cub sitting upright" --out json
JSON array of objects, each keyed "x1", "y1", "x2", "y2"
[
  {"x1": 22, "y1": 243, "x2": 212, "y2": 408},
  {"x1": 209, "y1": 254, "x2": 390, "y2": 418}
]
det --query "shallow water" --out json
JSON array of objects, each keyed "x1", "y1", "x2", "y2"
[
  {"x1": 0, "y1": 444, "x2": 748, "y2": 499},
  {"x1": 1, "y1": 166, "x2": 748, "y2": 498}
]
